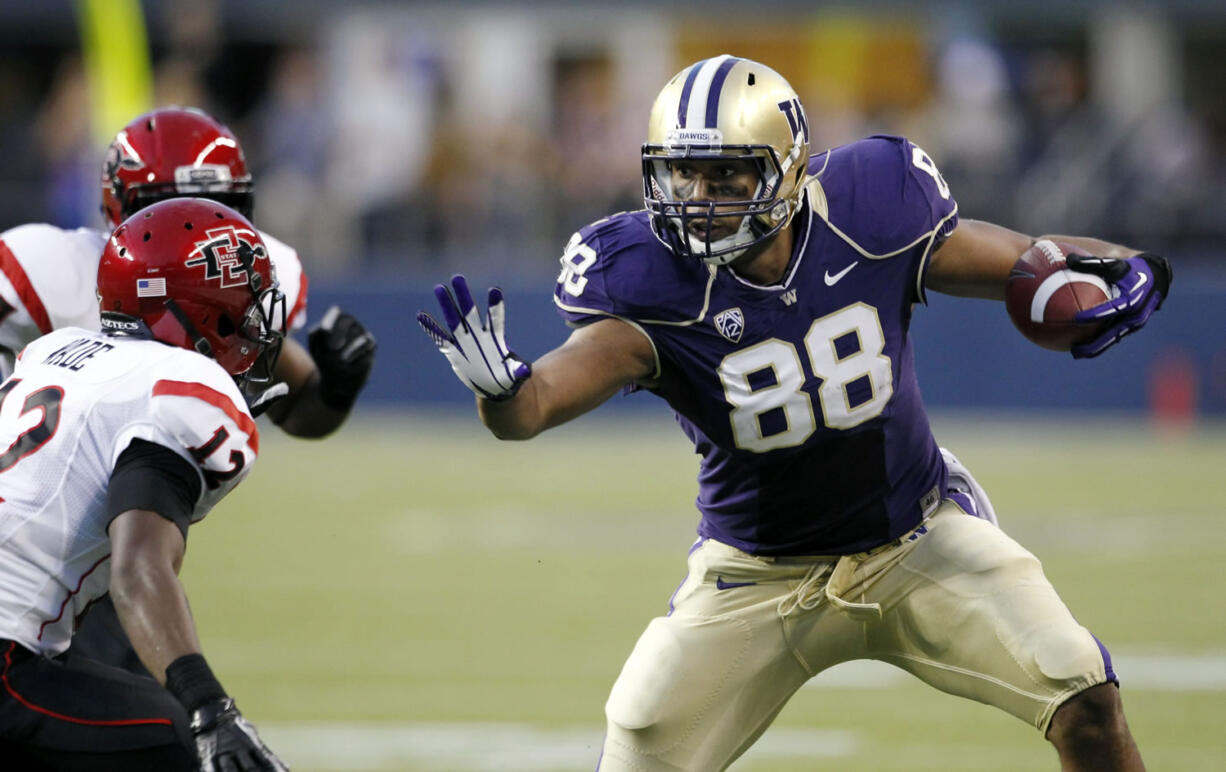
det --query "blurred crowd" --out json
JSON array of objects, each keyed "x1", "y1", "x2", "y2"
[{"x1": 0, "y1": 2, "x2": 1222, "y2": 282}]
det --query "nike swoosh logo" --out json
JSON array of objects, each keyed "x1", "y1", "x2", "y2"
[
  {"x1": 1091, "y1": 271, "x2": 1148, "y2": 317},
  {"x1": 715, "y1": 577, "x2": 758, "y2": 590},
  {"x1": 824, "y1": 263, "x2": 857, "y2": 286}
]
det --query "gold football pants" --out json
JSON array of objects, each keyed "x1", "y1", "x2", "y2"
[{"x1": 598, "y1": 501, "x2": 1113, "y2": 771}]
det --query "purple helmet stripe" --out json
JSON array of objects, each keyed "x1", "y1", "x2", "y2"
[
  {"x1": 704, "y1": 56, "x2": 739, "y2": 128},
  {"x1": 677, "y1": 58, "x2": 707, "y2": 129}
]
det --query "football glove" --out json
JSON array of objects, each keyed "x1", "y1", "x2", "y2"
[
  {"x1": 417, "y1": 274, "x2": 531, "y2": 401},
  {"x1": 190, "y1": 697, "x2": 288, "y2": 771},
  {"x1": 1067, "y1": 252, "x2": 1172, "y2": 359},
  {"x1": 307, "y1": 306, "x2": 377, "y2": 411}
]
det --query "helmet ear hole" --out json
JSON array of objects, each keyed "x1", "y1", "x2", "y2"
[{"x1": 217, "y1": 314, "x2": 236, "y2": 338}]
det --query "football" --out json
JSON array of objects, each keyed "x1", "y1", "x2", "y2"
[{"x1": 1005, "y1": 240, "x2": 1111, "y2": 351}]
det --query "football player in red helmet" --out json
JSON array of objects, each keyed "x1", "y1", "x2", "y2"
[
  {"x1": 101, "y1": 107, "x2": 255, "y2": 228},
  {"x1": 98, "y1": 106, "x2": 375, "y2": 433},
  {"x1": 10, "y1": 106, "x2": 378, "y2": 681},
  {"x1": 97, "y1": 197, "x2": 285, "y2": 392},
  {"x1": 0, "y1": 198, "x2": 287, "y2": 771}
]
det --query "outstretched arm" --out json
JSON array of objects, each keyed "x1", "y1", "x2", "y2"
[
  {"x1": 478, "y1": 318, "x2": 656, "y2": 440},
  {"x1": 419, "y1": 275, "x2": 656, "y2": 440}
]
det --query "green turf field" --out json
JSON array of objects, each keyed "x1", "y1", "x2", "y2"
[{"x1": 180, "y1": 409, "x2": 1226, "y2": 771}]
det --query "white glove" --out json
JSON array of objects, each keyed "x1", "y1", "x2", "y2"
[{"x1": 417, "y1": 274, "x2": 531, "y2": 400}]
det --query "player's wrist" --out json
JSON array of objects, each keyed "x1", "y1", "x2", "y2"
[
  {"x1": 316, "y1": 368, "x2": 367, "y2": 411},
  {"x1": 165, "y1": 653, "x2": 228, "y2": 714}
]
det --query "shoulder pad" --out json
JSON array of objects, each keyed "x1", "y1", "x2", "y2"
[
  {"x1": 554, "y1": 211, "x2": 712, "y2": 325},
  {"x1": 811, "y1": 135, "x2": 958, "y2": 258},
  {"x1": 0, "y1": 224, "x2": 105, "y2": 337},
  {"x1": 148, "y1": 353, "x2": 258, "y2": 492}
]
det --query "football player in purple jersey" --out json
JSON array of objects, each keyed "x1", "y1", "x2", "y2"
[{"x1": 419, "y1": 56, "x2": 1168, "y2": 770}]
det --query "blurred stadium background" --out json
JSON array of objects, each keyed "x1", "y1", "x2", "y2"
[{"x1": 2, "y1": 1, "x2": 1224, "y2": 769}]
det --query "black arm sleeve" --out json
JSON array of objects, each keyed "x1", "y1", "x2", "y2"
[{"x1": 105, "y1": 438, "x2": 203, "y2": 540}]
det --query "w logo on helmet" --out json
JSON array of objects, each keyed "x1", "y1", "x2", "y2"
[
  {"x1": 185, "y1": 226, "x2": 268, "y2": 288},
  {"x1": 777, "y1": 98, "x2": 809, "y2": 144}
]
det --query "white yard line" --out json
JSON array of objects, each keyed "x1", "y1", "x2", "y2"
[
  {"x1": 260, "y1": 652, "x2": 1224, "y2": 771},
  {"x1": 259, "y1": 724, "x2": 855, "y2": 771}
]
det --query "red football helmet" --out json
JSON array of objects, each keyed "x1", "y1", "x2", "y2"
[
  {"x1": 101, "y1": 106, "x2": 254, "y2": 228},
  {"x1": 97, "y1": 198, "x2": 284, "y2": 383}
]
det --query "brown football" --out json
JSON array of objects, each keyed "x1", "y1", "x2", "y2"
[{"x1": 1005, "y1": 240, "x2": 1111, "y2": 351}]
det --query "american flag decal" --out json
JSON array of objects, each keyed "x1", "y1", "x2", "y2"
[{"x1": 136, "y1": 277, "x2": 166, "y2": 297}]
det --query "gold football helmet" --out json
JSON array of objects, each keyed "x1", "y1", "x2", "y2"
[{"x1": 643, "y1": 55, "x2": 811, "y2": 265}]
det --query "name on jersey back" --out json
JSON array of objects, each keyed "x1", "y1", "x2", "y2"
[{"x1": 42, "y1": 338, "x2": 115, "y2": 371}]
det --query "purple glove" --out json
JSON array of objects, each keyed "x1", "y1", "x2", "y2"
[
  {"x1": 417, "y1": 275, "x2": 531, "y2": 400},
  {"x1": 1067, "y1": 253, "x2": 1172, "y2": 359}
]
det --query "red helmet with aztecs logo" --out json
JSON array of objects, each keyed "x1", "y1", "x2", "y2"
[
  {"x1": 101, "y1": 106, "x2": 254, "y2": 228},
  {"x1": 97, "y1": 198, "x2": 284, "y2": 381}
]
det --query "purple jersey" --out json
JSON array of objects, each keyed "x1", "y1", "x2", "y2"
[{"x1": 555, "y1": 135, "x2": 959, "y2": 555}]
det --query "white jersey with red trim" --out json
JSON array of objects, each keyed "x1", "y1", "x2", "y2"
[
  {"x1": 0, "y1": 223, "x2": 309, "y2": 380},
  {"x1": 0, "y1": 327, "x2": 259, "y2": 656},
  {"x1": 0, "y1": 224, "x2": 106, "y2": 377}
]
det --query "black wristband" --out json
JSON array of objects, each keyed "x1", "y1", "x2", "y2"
[
  {"x1": 316, "y1": 375, "x2": 362, "y2": 412},
  {"x1": 165, "y1": 653, "x2": 228, "y2": 713}
]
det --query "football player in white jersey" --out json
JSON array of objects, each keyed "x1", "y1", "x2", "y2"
[
  {"x1": 0, "y1": 106, "x2": 375, "y2": 432},
  {"x1": 0, "y1": 106, "x2": 377, "y2": 677},
  {"x1": 0, "y1": 199, "x2": 287, "y2": 770}
]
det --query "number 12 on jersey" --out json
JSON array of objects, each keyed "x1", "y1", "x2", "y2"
[{"x1": 719, "y1": 303, "x2": 893, "y2": 453}]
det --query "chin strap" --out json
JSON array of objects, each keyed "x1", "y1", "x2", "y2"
[{"x1": 164, "y1": 299, "x2": 213, "y2": 358}]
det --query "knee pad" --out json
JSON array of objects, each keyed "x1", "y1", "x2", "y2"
[
  {"x1": 605, "y1": 618, "x2": 683, "y2": 730},
  {"x1": 1033, "y1": 623, "x2": 1106, "y2": 683}
]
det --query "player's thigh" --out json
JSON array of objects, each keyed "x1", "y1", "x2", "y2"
[
  {"x1": 0, "y1": 641, "x2": 193, "y2": 766},
  {"x1": 871, "y1": 510, "x2": 1112, "y2": 732},
  {"x1": 601, "y1": 541, "x2": 815, "y2": 771}
]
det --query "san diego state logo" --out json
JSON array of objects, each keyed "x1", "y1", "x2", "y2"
[
  {"x1": 103, "y1": 131, "x2": 145, "y2": 176},
  {"x1": 184, "y1": 226, "x2": 267, "y2": 288},
  {"x1": 713, "y1": 307, "x2": 744, "y2": 343}
]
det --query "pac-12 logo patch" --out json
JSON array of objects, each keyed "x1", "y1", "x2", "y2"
[
  {"x1": 714, "y1": 307, "x2": 744, "y2": 343},
  {"x1": 184, "y1": 226, "x2": 267, "y2": 288}
]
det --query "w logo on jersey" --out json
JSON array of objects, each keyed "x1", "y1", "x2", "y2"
[
  {"x1": 714, "y1": 308, "x2": 745, "y2": 343},
  {"x1": 184, "y1": 226, "x2": 267, "y2": 288},
  {"x1": 777, "y1": 98, "x2": 810, "y2": 144},
  {"x1": 780, "y1": 289, "x2": 798, "y2": 306}
]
